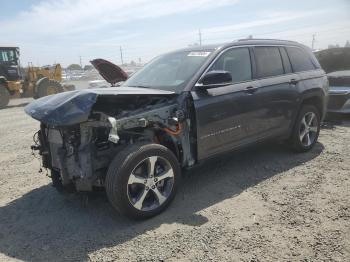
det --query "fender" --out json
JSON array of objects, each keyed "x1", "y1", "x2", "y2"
[
  {"x1": 0, "y1": 76, "x2": 7, "y2": 84},
  {"x1": 300, "y1": 87, "x2": 327, "y2": 117},
  {"x1": 288, "y1": 87, "x2": 327, "y2": 130},
  {"x1": 300, "y1": 87, "x2": 327, "y2": 101}
]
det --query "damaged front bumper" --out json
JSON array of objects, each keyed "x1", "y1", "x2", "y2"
[{"x1": 26, "y1": 88, "x2": 195, "y2": 192}]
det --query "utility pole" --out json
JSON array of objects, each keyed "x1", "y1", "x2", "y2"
[
  {"x1": 198, "y1": 29, "x2": 202, "y2": 47},
  {"x1": 312, "y1": 34, "x2": 316, "y2": 50},
  {"x1": 79, "y1": 56, "x2": 82, "y2": 68},
  {"x1": 120, "y1": 46, "x2": 124, "y2": 65}
]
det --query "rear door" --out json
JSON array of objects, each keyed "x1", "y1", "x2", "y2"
[
  {"x1": 192, "y1": 47, "x2": 263, "y2": 160},
  {"x1": 251, "y1": 46, "x2": 299, "y2": 138},
  {"x1": 286, "y1": 46, "x2": 325, "y2": 116}
]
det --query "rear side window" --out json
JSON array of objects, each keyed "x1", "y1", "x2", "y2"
[
  {"x1": 209, "y1": 47, "x2": 252, "y2": 84},
  {"x1": 255, "y1": 46, "x2": 284, "y2": 78},
  {"x1": 286, "y1": 47, "x2": 316, "y2": 72},
  {"x1": 279, "y1": 47, "x2": 292, "y2": 74}
]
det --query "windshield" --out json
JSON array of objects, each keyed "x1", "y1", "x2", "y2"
[
  {"x1": 123, "y1": 50, "x2": 213, "y2": 92},
  {"x1": 0, "y1": 49, "x2": 18, "y2": 65}
]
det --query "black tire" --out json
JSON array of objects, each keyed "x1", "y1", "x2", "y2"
[
  {"x1": 105, "y1": 143, "x2": 181, "y2": 219},
  {"x1": 37, "y1": 79, "x2": 63, "y2": 98},
  {"x1": 290, "y1": 104, "x2": 321, "y2": 152},
  {"x1": 0, "y1": 85, "x2": 10, "y2": 109}
]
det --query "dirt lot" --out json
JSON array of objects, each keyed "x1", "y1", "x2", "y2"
[{"x1": 0, "y1": 98, "x2": 349, "y2": 262}]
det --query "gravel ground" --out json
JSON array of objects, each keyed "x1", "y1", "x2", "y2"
[{"x1": 0, "y1": 98, "x2": 349, "y2": 262}]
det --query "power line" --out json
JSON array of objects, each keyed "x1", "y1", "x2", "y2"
[
  {"x1": 64, "y1": 25, "x2": 350, "y2": 66},
  {"x1": 120, "y1": 46, "x2": 124, "y2": 65},
  {"x1": 200, "y1": 25, "x2": 350, "y2": 43}
]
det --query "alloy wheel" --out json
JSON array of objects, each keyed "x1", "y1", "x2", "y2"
[
  {"x1": 299, "y1": 112, "x2": 318, "y2": 147},
  {"x1": 127, "y1": 156, "x2": 175, "y2": 211}
]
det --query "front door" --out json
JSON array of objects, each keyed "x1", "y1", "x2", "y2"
[{"x1": 191, "y1": 47, "x2": 262, "y2": 160}]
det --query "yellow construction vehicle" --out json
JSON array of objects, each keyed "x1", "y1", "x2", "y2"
[
  {"x1": 0, "y1": 46, "x2": 22, "y2": 108},
  {"x1": 22, "y1": 63, "x2": 65, "y2": 98},
  {"x1": 0, "y1": 46, "x2": 74, "y2": 109}
]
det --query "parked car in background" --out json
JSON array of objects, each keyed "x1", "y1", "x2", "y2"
[
  {"x1": 88, "y1": 79, "x2": 109, "y2": 89},
  {"x1": 315, "y1": 47, "x2": 350, "y2": 115},
  {"x1": 25, "y1": 39, "x2": 328, "y2": 219}
]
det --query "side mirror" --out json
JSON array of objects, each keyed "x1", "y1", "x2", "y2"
[{"x1": 198, "y1": 70, "x2": 232, "y2": 88}]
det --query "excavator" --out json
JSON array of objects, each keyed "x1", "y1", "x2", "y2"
[{"x1": 0, "y1": 46, "x2": 73, "y2": 109}]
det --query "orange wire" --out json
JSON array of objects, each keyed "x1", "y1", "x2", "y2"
[{"x1": 162, "y1": 123, "x2": 183, "y2": 136}]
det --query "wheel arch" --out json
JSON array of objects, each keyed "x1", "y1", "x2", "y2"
[
  {"x1": 288, "y1": 90, "x2": 325, "y2": 139},
  {"x1": 155, "y1": 131, "x2": 182, "y2": 163},
  {"x1": 299, "y1": 90, "x2": 326, "y2": 120}
]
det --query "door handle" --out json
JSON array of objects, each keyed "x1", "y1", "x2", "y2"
[
  {"x1": 289, "y1": 79, "x2": 299, "y2": 85},
  {"x1": 245, "y1": 86, "x2": 259, "y2": 94}
]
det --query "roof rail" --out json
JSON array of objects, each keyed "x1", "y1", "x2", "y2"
[{"x1": 237, "y1": 38, "x2": 298, "y2": 43}]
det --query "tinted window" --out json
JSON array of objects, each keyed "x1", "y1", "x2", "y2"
[
  {"x1": 255, "y1": 47, "x2": 284, "y2": 78},
  {"x1": 279, "y1": 47, "x2": 292, "y2": 74},
  {"x1": 209, "y1": 48, "x2": 252, "y2": 83},
  {"x1": 286, "y1": 47, "x2": 316, "y2": 72}
]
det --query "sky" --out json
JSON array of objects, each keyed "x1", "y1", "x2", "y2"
[{"x1": 1, "y1": 0, "x2": 349, "y2": 67}]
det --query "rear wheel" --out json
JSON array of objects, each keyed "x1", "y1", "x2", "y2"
[
  {"x1": 37, "y1": 79, "x2": 63, "y2": 98},
  {"x1": 105, "y1": 143, "x2": 181, "y2": 219},
  {"x1": 0, "y1": 85, "x2": 10, "y2": 109},
  {"x1": 290, "y1": 105, "x2": 320, "y2": 152}
]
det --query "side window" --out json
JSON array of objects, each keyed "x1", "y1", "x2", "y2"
[
  {"x1": 279, "y1": 47, "x2": 292, "y2": 74},
  {"x1": 1, "y1": 51, "x2": 9, "y2": 62},
  {"x1": 286, "y1": 47, "x2": 316, "y2": 72},
  {"x1": 209, "y1": 48, "x2": 252, "y2": 84},
  {"x1": 255, "y1": 46, "x2": 284, "y2": 78}
]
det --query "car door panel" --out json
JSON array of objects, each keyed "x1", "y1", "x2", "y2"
[
  {"x1": 191, "y1": 80, "x2": 262, "y2": 160},
  {"x1": 254, "y1": 74, "x2": 300, "y2": 138}
]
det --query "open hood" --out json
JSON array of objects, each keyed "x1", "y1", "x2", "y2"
[
  {"x1": 90, "y1": 58, "x2": 128, "y2": 85},
  {"x1": 315, "y1": 48, "x2": 350, "y2": 74},
  {"x1": 24, "y1": 87, "x2": 175, "y2": 126}
]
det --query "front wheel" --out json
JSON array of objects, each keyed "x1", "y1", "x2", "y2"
[
  {"x1": 0, "y1": 85, "x2": 10, "y2": 109},
  {"x1": 105, "y1": 143, "x2": 181, "y2": 219},
  {"x1": 290, "y1": 104, "x2": 321, "y2": 152}
]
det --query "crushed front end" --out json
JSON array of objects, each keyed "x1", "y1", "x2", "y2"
[{"x1": 26, "y1": 88, "x2": 195, "y2": 192}]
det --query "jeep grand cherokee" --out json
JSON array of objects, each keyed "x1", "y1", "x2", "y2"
[{"x1": 25, "y1": 39, "x2": 328, "y2": 219}]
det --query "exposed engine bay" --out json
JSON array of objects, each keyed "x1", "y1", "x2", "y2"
[{"x1": 28, "y1": 89, "x2": 196, "y2": 191}]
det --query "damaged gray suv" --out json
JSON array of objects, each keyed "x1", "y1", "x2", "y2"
[{"x1": 25, "y1": 39, "x2": 328, "y2": 219}]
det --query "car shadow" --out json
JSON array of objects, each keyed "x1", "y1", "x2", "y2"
[{"x1": 0, "y1": 142, "x2": 324, "y2": 261}]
